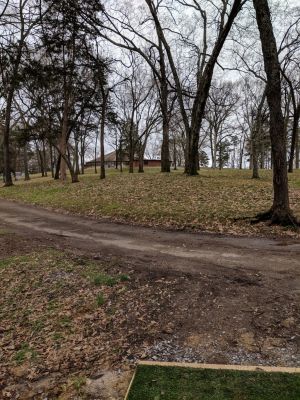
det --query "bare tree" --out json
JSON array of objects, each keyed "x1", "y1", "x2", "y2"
[
  {"x1": 144, "y1": 0, "x2": 246, "y2": 175},
  {"x1": 0, "y1": 0, "x2": 48, "y2": 186},
  {"x1": 253, "y1": 0, "x2": 297, "y2": 225}
]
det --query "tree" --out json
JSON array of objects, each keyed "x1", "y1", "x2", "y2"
[
  {"x1": 144, "y1": 0, "x2": 246, "y2": 175},
  {"x1": 205, "y1": 81, "x2": 238, "y2": 169},
  {"x1": 41, "y1": 0, "x2": 104, "y2": 182},
  {"x1": 253, "y1": 0, "x2": 297, "y2": 225},
  {"x1": 0, "y1": 0, "x2": 47, "y2": 186},
  {"x1": 112, "y1": 55, "x2": 160, "y2": 173},
  {"x1": 92, "y1": 2, "x2": 172, "y2": 172}
]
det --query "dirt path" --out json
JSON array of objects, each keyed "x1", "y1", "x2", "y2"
[
  {"x1": 0, "y1": 199, "x2": 300, "y2": 289},
  {"x1": 1, "y1": 199, "x2": 300, "y2": 399}
]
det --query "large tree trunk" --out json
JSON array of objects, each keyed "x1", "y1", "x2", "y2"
[
  {"x1": 159, "y1": 40, "x2": 171, "y2": 173},
  {"x1": 252, "y1": 91, "x2": 266, "y2": 179},
  {"x1": 161, "y1": 118, "x2": 170, "y2": 172},
  {"x1": 184, "y1": 0, "x2": 243, "y2": 175},
  {"x1": 253, "y1": 0, "x2": 296, "y2": 225},
  {"x1": 145, "y1": 0, "x2": 244, "y2": 176}
]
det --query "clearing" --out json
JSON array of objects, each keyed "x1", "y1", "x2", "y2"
[{"x1": 0, "y1": 168, "x2": 300, "y2": 237}]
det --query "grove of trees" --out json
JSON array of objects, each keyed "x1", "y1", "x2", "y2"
[{"x1": 0, "y1": 0, "x2": 299, "y2": 225}]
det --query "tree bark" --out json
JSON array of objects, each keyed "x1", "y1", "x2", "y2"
[
  {"x1": 100, "y1": 92, "x2": 107, "y2": 180},
  {"x1": 252, "y1": 90, "x2": 266, "y2": 179},
  {"x1": 253, "y1": 0, "x2": 296, "y2": 225},
  {"x1": 59, "y1": 102, "x2": 69, "y2": 181},
  {"x1": 54, "y1": 155, "x2": 61, "y2": 180},
  {"x1": 296, "y1": 127, "x2": 300, "y2": 169},
  {"x1": 138, "y1": 155, "x2": 144, "y2": 173},
  {"x1": 3, "y1": 90, "x2": 15, "y2": 186},
  {"x1": 49, "y1": 144, "x2": 55, "y2": 178},
  {"x1": 159, "y1": 38, "x2": 171, "y2": 173},
  {"x1": 184, "y1": 0, "x2": 244, "y2": 175},
  {"x1": 23, "y1": 144, "x2": 30, "y2": 181},
  {"x1": 288, "y1": 104, "x2": 300, "y2": 173}
]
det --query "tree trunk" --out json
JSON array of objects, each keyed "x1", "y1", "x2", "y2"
[
  {"x1": 173, "y1": 139, "x2": 177, "y2": 170},
  {"x1": 252, "y1": 131, "x2": 259, "y2": 179},
  {"x1": 184, "y1": 0, "x2": 243, "y2": 175},
  {"x1": 296, "y1": 127, "x2": 300, "y2": 169},
  {"x1": 24, "y1": 144, "x2": 30, "y2": 181},
  {"x1": 49, "y1": 144, "x2": 55, "y2": 178},
  {"x1": 288, "y1": 104, "x2": 300, "y2": 173},
  {"x1": 253, "y1": 0, "x2": 296, "y2": 225},
  {"x1": 3, "y1": 90, "x2": 14, "y2": 186},
  {"x1": 138, "y1": 142, "x2": 147, "y2": 173},
  {"x1": 42, "y1": 140, "x2": 48, "y2": 177},
  {"x1": 252, "y1": 91, "x2": 266, "y2": 179},
  {"x1": 159, "y1": 40, "x2": 171, "y2": 173},
  {"x1": 80, "y1": 138, "x2": 85, "y2": 175},
  {"x1": 74, "y1": 138, "x2": 80, "y2": 176},
  {"x1": 69, "y1": 165, "x2": 79, "y2": 183},
  {"x1": 54, "y1": 155, "x2": 61, "y2": 180},
  {"x1": 100, "y1": 94, "x2": 107, "y2": 180},
  {"x1": 129, "y1": 119, "x2": 135, "y2": 174},
  {"x1": 161, "y1": 118, "x2": 170, "y2": 172},
  {"x1": 129, "y1": 148, "x2": 134, "y2": 174},
  {"x1": 35, "y1": 142, "x2": 44, "y2": 177},
  {"x1": 59, "y1": 99, "x2": 70, "y2": 181},
  {"x1": 138, "y1": 154, "x2": 144, "y2": 173}
]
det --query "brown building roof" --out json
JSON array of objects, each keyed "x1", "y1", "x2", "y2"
[{"x1": 86, "y1": 151, "x2": 161, "y2": 165}]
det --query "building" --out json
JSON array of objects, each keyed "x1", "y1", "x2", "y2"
[{"x1": 84, "y1": 151, "x2": 161, "y2": 169}]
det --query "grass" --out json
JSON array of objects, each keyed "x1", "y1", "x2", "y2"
[
  {"x1": 0, "y1": 250, "x2": 126, "y2": 366},
  {"x1": 92, "y1": 273, "x2": 118, "y2": 287},
  {"x1": 14, "y1": 343, "x2": 38, "y2": 365},
  {"x1": 0, "y1": 254, "x2": 35, "y2": 269},
  {"x1": 127, "y1": 365, "x2": 300, "y2": 400},
  {"x1": 0, "y1": 168, "x2": 300, "y2": 236},
  {"x1": 96, "y1": 292, "x2": 105, "y2": 306}
]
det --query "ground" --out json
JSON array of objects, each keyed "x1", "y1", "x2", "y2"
[
  {"x1": 127, "y1": 364, "x2": 300, "y2": 399},
  {"x1": 0, "y1": 199, "x2": 299, "y2": 399},
  {"x1": 0, "y1": 168, "x2": 300, "y2": 237}
]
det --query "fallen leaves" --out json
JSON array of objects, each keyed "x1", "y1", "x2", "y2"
[{"x1": 1, "y1": 168, "x2": 299, "y2": 238}]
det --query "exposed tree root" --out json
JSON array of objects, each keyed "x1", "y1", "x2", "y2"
[{"x1": 252, "y1": 208, "x2": 299, "y2": 229}]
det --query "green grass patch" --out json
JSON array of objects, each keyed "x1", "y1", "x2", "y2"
[
  {"x1": 14, "y1": 343, "x2": 38, "y2": 365},
  {"x1": 127, "y1": 365, "x2": 300, "y2": 400},
  {"x1": 0, "y1": 254, "x2": 34, "y2": 269},
  {"x1": 92, "y1": 273, "x2": 118, "y2": 287},
  {"x1": 96, "y1": 292, "x2": 105, "y2": 307}
]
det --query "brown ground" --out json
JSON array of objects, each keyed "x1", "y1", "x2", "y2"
[{"x1": 0, "y1": 200, "x2": 300, "y2": 399}]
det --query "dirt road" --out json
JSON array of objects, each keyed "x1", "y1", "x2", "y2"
[
  {"x1": 0, "y1": 199, "x2": 299, "y2": 289},
  {"x1": 1, "y1": 199, "x2": 300, "y2": 399}
]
